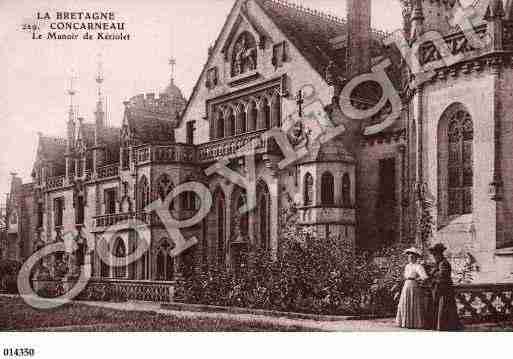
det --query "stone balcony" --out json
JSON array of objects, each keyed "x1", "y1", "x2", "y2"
[
  {"x1": 97, "y1": 164, "x2": 119, "y2": 179},
  {"x1": 134, "y1": 144, "x2": 196, "y2": 165},
  {"x1": 197, "y1": 129, "x2": 277, "y2": 163},
  {"x1": 298, "y1": 205, "x2": 356, "y2": 226}
]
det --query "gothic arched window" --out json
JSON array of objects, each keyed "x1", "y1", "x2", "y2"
[
  {"x1": 260, "y1": 98, "x2": 270, "y2": 129},
  {"x1": 447, "y1": 110, "x2": 473, "y2": 216},
  {"x1": 226, "y1": 108, "x2": 235, "y2": 137},
  {"x1": 237, "y1": 104, "x2": 247, "y2": 134},
  {"x1": 217, "y1": 110, "x2": 225, "y2": 139},
  {"x1": 113, "y1": 238, "x2": 126, "y2": 279},
  {"x1": 248, "y1": 101, "x2": 257, "y2": 132},
  {"x1": 321, "y1": 172, "x2": 335, "y2": 206},
  {"x1": 271, "y1": 93, "x2": 281, "y2": 128},
  {"x1": 138, "y1": 176, "x2": 149, "y2": 212},
  {"x1": 342, "y1": 173, "x2": 351, "y2": 208},
  {"x1": 156, "y1": 240, "x2": 174, "y2": 281},
  {"x1": 304, "y1": 173, "x2": 314, "y2": 206},
  {"x1": 231, "y1": 32, "x2": 257, "y2": 77},
  {"x1": 156, "y1": 174, "x2": 173, "y2": 202}
]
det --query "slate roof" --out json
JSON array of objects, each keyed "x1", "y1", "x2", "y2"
[
  {"x1": 126, "y1": 110, "x2": 176, "y2": 144},
  {"x1": 37, "y1": 135, "x2": 67, "y2": 176},
  {"x1": 254, "y1": 0, "x2": 388, "y2": 79}
]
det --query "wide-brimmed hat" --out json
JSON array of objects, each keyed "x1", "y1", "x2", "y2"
[
  {"x1": 404, "y1": 247, "x2": 422, "y2": 257},
  {"x1": 428, "y1": 243, "x2": 447, "y2": 254}
]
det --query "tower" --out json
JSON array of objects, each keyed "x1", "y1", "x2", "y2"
[{"x1": 346, "y1": 0, "x2": 372, "y2": 78}]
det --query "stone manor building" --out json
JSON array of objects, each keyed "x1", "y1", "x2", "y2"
[{"x1": 3, "y1": 0, "x2": 513, "y2": 298}]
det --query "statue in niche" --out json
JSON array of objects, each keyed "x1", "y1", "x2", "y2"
[{"x1": 232, "y1": 32, "x2": 257, "y2": 77}]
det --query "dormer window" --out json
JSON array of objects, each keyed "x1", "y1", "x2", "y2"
[{"x1": 231, "y1": 32, "x2": 257, "y2": 77}]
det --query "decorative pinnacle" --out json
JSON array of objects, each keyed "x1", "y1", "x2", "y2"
[
  {"x1": 169, "y1": 57, "x2": 176, "y2": 83},
  {"x1": 96, "y1": 53, "x2": 104, "y2": 100},
  {"x1": 67, "y1": 71, "x2": 77, "y2": 109}
]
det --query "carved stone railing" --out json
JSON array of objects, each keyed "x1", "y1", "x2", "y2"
[
  {"x1": 134, "y1": 144, "x2": 196, "y2": 165},
  {"x1": 97, "y1": 164, "x2": 119, "y2": 179},
  {"x1": 152, "y1": 144, "x2": 196, "y2": 164},
  {"x1": 46, "y1": 176, "x2": 65, "y2": 189},
  {"x1": 455, "y1": 283, "x2": 513, "y2": 323},
  {"x1": 78, "y1": 279, "x2": 175, "y2": 302},
  {"x1": 135, "y1": 146, "x2": 151, "y2": 164},
  {"x1": 93, "y1": 212, "x2": 134, "y2": 229},
  {"x1": 419, "y1": 25, "x2": 488, "y2": 67},
  {"x1": 93, "y1": 211, "x2": 154, "y2": 231},
  {"x1": 197, "y1": 129, "x2": 276, "y2": 163}
]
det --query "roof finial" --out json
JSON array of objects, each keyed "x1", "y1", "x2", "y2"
[
  {"x1": 169, "y1": 57, "x2": 176, "y2": 84},
  {"x1": 96, "y1": 53, "x2": 104, "y2": 103},
  {"x1": 67, "y1": 69, "x2": 77, "y2": 122}
]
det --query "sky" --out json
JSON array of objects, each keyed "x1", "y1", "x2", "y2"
[{"x1": 0, "y1": 0, "x2": 408, "y2": 199}]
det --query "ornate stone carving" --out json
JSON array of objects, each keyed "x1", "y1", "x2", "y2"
[{"x1": 232, "y1": 32, "x2": 257, "y2": 77}]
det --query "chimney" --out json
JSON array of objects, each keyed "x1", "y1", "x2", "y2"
[{"x1": 346, "y1": 0, "x2": 372, "y2": 78}]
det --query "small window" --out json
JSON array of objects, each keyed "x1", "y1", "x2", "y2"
[
  {"x1": 342, "y1": 173, "x2": 351, "y2": 208},
  {"x1": 37, "y1": 203, "x2": 44, "y2": 228},
  {"x1": 76, "y1": 196, "x2": 85, "y2": 225},
  {"x1": 105, "y1": 189, "x2": 117, "y2": 215},
  {"x1": 304, "y1": 173, "x2": 314, "y2": 206},
  {"x1": 321, "y1": 172, "x2": 335, "y2": 206},
  {"x1": 272, "y1": 42, "x2": 287, "y2": 69},
  {"x1": 54, "y1": 198, "x2": 64, "y2": 227},
  {"x1": 186, "y1": 121, "x2": 195, "y2": 145}
]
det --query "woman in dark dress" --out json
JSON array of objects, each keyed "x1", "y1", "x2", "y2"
[{"x1": 428, "y1": 243, "x2": 462, "y2": 331}]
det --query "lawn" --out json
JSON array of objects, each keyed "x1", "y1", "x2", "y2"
[{"x1": 0, "y1": 296, "x2": 313, "y2": 332}]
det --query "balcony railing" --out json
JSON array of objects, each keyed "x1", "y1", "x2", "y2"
[
  {"x1": 94, "y1": 212, "x2": 135, "y2": 229},
  {"x1": 419, "y1": 24, "x2": 488, "y2": 67},
  {"x1": 97, "y1": 164, "x2": 119, "y2": 179},
  {"x1": 46, "y1": 176, "x2": 65, "y2": 189},
  {"x1": 197, "y1": 129, "x2": 276, "y2": 163},
  {"x1": 134, "y1": 144, "x2": 196, "y2": 165}
]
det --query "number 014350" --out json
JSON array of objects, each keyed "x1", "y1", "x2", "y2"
[{"x1": 3, "y1": 349, "x2": 35, "y2": 357}]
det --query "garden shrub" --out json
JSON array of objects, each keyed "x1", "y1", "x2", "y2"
[
  {"x1": 182, "y1": 198, "x2": 412, "y2": 316},
  {"x1": 0, "y1": 259, "x2": 22, "y2": 294}
]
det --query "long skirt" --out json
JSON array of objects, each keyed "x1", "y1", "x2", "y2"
[
  {"x1": 396, "y1": 279, "x2": 426, "y2": 329},
  {"x1": 431, "y1": 287, "x2": 462, "y2": 331}
]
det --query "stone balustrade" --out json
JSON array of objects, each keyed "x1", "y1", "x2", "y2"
[
  {"x1": 46, "y1": 176, "x2": 65, "y2": 189},
  {"x1": 197, "y1": 129, "x2": 275, "y2": 163},
  {"x1": 419, "y1": 24, "x2": 488, "y2": 67},
  {"x1": 455, "y1": 283, "x2": 513, "y2": 323},
  {"x1": 97, "y1": 164, "x2": 119, "y2": 179}
]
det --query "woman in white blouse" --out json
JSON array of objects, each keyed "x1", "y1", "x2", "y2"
[{"x1": 396, "y1": 247, "x2": 428, "y2": 329}]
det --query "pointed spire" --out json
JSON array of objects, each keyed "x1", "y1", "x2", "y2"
[
  {"x1": 484, "y1": 0, "x2": 505, "y2": 20},
  {"x1": 66, "y1": 71, "x2": 77, "y2": 152},
  {"x1": 410, "y1": 0, "x2": 424, "y2": 41},
  {"x1": 506, "y1": 0, "x2": 513, "y2": 20},
  {"x1": 169, "y1": 57, "x2": 176, "y2": 85},
  {"x1": 67, "y1": 70, "x2": 77, "y2": 122},
  {"x1": 95, "y1": 53, "x2": 105, "y2": 130}
]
